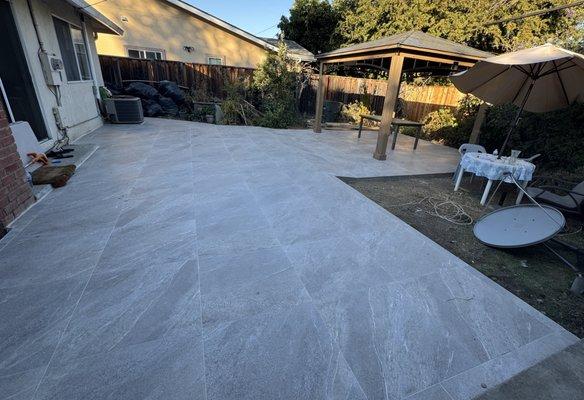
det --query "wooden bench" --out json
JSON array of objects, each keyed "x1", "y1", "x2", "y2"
[{"x1": 357, "y1": 115, "x2": 424, "y2": 150}]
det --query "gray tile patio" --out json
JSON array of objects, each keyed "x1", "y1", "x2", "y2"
[{"x1": 0, "y1": 118, "x2": 578, "y2": 399}]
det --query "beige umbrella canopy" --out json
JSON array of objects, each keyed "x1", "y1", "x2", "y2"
[{"x1": 450, "y1": 44, "x2": 584, "y2": 155}]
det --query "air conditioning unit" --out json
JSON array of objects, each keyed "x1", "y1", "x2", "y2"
[{"x1": 103, "y1": 96, "x2": 144, "y2": 124}]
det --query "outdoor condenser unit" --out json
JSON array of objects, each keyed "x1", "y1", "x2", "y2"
[{"x1": 103, "y1": 96, "x2": 144, "y2": 124}]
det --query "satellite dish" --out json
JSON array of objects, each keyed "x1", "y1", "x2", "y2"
[{"x1": 474, "y1": 204, "x2": 565, "y2": 249}]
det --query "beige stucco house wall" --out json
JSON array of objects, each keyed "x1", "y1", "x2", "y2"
[
  {"x1": 94, "y1": 0, "x2": 313, "y2": 68},
  {"x1": 7, "y1": 0, "x2": 121, "y2": 146}
]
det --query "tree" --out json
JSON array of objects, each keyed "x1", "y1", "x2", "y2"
[
  {"x1": 278, "y1": 0, "x2": 340, "y2": 54},
  {"x1": 253, "y1": 42, "x2": 303, "y2": 128},
  {"x1": 334, "y1": 0, "x2": 584, "y2": 53}
]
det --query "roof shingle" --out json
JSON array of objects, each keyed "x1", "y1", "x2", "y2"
[{"x1": 318, "y1": 31, "x2": 491, "y2": 60}]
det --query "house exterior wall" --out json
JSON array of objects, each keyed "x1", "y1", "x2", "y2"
[
  {"x1": 93, "y1": 0, "x2": 269, "y2": 68},
  {"x1": 9, "y1": 0, "x2": 108, "y2": 147},
  {"x1": 0, "y1": 103, "x2": 35, "y2": 229}
]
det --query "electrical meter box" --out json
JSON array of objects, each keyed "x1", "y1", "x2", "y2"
[{"x1": 39, "y1": 52, "x2": 63, "y2": 86}]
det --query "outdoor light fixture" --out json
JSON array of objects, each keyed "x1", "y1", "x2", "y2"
[{"x1": 184, "y1": 46, "x2": 195, "y2": 52}]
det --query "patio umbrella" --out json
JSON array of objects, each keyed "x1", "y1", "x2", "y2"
[{"x1": 450, "y1": 44, "x2": 584, "y2": 156}]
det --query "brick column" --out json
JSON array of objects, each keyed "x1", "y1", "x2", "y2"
[{"x1": 0, "y1": 103, "x2": 35, "y2": 228}]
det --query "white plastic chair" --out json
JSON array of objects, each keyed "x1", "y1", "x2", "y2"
[
  {"x1": 453, "y1": 143, "x2": 486, "y2": 183},
  {"x1": 459, "y1": 143, "x2": 487, "y2": 155},
  {"x1": 522, "y1": 153, "x2": 541, "y2": 163}
]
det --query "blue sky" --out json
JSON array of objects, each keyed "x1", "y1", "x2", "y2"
[{"x1": 187, "y1": 0, "x2": 294, "y2": 38}]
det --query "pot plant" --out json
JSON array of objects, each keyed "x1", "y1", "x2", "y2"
[{"x1": 203, "y1": 105, "x2": 215, "y2": 124}]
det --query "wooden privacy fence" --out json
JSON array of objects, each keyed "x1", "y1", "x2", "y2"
[
  {"x1": 99, "y1": 56, "x2": 464, "y2": 121},
  {"x1": 299, "y1": 75, "x2": 465, "y2": 122},
  {"x1": 99, "y1": 55, "x2": 255, "y2": 98}
]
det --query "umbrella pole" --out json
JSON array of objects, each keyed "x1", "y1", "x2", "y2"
[{"x1": 498, "y1": 79, "x2": 536, "y2": 158}]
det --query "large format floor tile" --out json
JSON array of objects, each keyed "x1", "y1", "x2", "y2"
[
  {"x1": 0, "y1": 119, "x2": 577, "y2": 399},
  {"x1": 0, "y1": 276, "x2": 89, "y2": 376},
  {"x1": 54, "y1": 259, "x2": 200, "y2": 363},
  {"x1": 36, "y1": 332, "x2": 206, "y2": 400},
  {"x1": 204, "y1": 302, "x2": 366, "y2": 400},
  {"x1": 0, "y1": 228, "x2": 111, "y2": 288},
  {"x1": 315, "y1": 267, "x2": 553, "y2": 400}
]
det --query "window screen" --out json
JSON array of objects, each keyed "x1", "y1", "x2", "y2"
[
  {"x1": 53, "y1": 18, "x2": 91, "y2": 82},
  {"x1": 53, "y1": 17, "x2": 80, "y2": 81},
  {"x1": 128, "y1": 49, "x2": 141, "y2": 58},
  {"x1": 71, "y1": 27, "x2": 91, "y2": 80},
  {"x1": 208, "y1": 57, "x2": 223, "y2": 65},
  {"x1": 144, "y1": 51, "x2": 158, "y2": 60},
  {"x1": 128, "y1": 49, "x2": 163, "y2": 60}
]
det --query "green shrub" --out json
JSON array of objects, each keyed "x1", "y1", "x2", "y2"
[
  {"x1": 220, "y1": 99, "x2": 242, "y2": 125},
  {"x1": 428, "y1": 93, "x2": 584, "y2": 174},
  {"x1": 432, "y1": 116, "x2": 476, "y2": 148},
  {"x1": 423, "y1": 108, "x2": 457, "y2": 135},
  {"x1": 457, "y1": 94, "x2": 482, "y2": 119},
  {"x1": 424, "y1": 95, "x2": 481, "y2": 148},
  {"x1": 219, "y1": 80, "x2": 250, "y2": 125},
  {"x1": 480, "y1": 102, "x2": 584, "y2": 173},
  {"x1": 340, "y1": 101, "x2": 373, "y2": 125}
]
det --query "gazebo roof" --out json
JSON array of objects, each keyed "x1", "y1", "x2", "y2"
[{"x1": 318, "y1": 31, "x2": 491, "y2": 64}]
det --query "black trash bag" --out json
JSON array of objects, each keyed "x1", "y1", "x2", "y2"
[
  {"x1": 158, "y1": 80, "x2": 186, "y2": 105},
  {"x1": 141, "y1": 99, "x2": 164, "y2": 117},
  {"x1": 158, "y1": 97, "x2": 179, "y2": 116},
  {"x1": 125, "y1": 82, "x2": 160, "y2": 100}
]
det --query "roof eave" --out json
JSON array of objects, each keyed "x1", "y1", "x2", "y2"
[
  {"x1": 289, "y1": 54, "x2": 316, "y2": 62},
  {"x1": 164, "y1": 0, "x2": 278, "y2": 51},
  {"x1": 317, "y1": 44, "x2": 400, "y2": 59},
  {"x1": 64, "y1": 0, "x2": 123, "y2": 35},
  {"x1": 317, "y1": 43, "x2": 491, "y2": 62}
]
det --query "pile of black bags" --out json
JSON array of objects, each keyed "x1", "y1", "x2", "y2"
[{"x1": 123, "y1": 81, "x2": 186, "y2": 117}]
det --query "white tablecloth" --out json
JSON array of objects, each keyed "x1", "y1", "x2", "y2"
[{"x1": 460, "y1": 152, "x2": 535, "y2": 182}]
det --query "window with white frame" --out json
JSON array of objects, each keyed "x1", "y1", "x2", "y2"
[
  {"x1": 207, "y1": 57, "x2": 223, "y2": 65},
  {"x1": 53, "y1": 17, "x2": 91, "y2": 82},
  {"x1": 127, "y1": 48, "x2": 164, "y2": 60}
]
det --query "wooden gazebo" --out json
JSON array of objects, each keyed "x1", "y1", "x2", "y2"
[{"x1": 313, "y1": 31, "x2": 491, "y2": 160}]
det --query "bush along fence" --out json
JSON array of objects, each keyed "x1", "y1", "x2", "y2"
[{"x1": 99, "y1": 56, "x2": 464, "y2": 122}]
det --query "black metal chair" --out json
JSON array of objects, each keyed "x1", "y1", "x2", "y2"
[{"x1": 526, "y1": 177, "x2": 584, "y2": 217}]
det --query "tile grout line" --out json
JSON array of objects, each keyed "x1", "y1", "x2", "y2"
[
  {"x1": 439, "y1": 383, "x2": 456, "y2": 400},
  {"x1": 436, "y1": 331, "x2": 563, "y2": 390},
  {"x1": 393, "y1": 285, "x2": 568, "y2": 398},
  {"x1": 30, "y1": 130, "x2": 163, "y2": 399},
  {"x1": 191, "y1": 126, "x2": 209, "y2": 400}
]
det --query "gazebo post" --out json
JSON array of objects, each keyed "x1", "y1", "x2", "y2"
[
  {"x1": 374, "y1": 55, "x2": 404, "y2": 160},
  {"x1": 313, "y1": 62, "x2": 325, "y2": 133}
]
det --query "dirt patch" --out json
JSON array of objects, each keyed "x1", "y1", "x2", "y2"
[{"x1": 341, "y1": 173, "x2": 584, "y2": 338}]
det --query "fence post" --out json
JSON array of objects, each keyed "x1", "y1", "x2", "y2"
[
  {"x1": 147, "y1": 61, "x2": 155, "y2": 82},
  {"x1": 115, "y1": 59, "x2": 122, "y2": 87}
]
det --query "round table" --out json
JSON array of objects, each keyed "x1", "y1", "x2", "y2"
[{"x1": 454, "y1": 152, "x2": 536, "y2": 205}]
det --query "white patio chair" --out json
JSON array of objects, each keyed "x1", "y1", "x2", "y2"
[{"x1": 453, "y1": 143, "x2": 486, "y2": 183}]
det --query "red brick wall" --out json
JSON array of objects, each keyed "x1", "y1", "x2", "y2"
[{"x1": 0, "y1": 103, "x2": 35, "y2": 228}]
